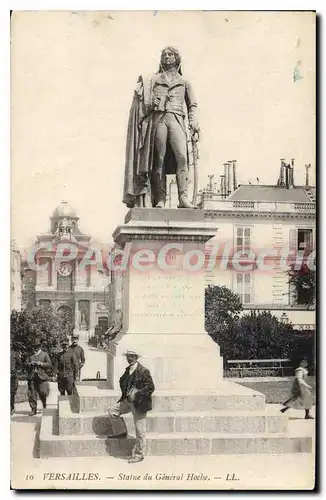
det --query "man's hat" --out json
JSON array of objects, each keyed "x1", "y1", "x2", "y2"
[
  {"x1": 123, "y1": 349, "x2": 141, "y2": 358},
  {"x1": 71, "y1": 333, "x2": 79, "y2": 339}
]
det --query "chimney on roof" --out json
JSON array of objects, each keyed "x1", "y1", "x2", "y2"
[
  {"x1": 232, "y1": 160, "x2": 237, "y2": 191},
  {"x1": 220, "y1": 175, "x2": 225, "y2": 198},
  {"x1": 285, "y1": 163, "x2": 290, "y2": 188},
  {"x1": 284, "y1": 161, "x2": 294, "y2": 189},
  {"x1": 223, "y1": 163, "x2": 229, "y2": 196},
  {"x1": 279, "y1": 158, "x2": 286, "y2": 186},
  {"x1": 305, "y1": 163, "x2": 311, "y2": 186},
  {"x1": 208, "y1": 174, "x2": 214, "y2": 192},
  {"x1": 227, "y1": 161, "x2": 233, "y2": 195},
  {"x1": 290, "y1": 158, "x2": 295, "y2": 186}
]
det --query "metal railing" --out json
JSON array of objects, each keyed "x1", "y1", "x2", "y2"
[{"x1": 225, "y1": 358, "x2": 292, "y2": 378}]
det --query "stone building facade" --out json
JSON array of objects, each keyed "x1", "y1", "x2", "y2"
[
  {"x1": 23, "y1": 201, "x2": 110, "y2": 340},
  {"x1": 200, "y1": 159, "x2": 315, "y2": 329}
]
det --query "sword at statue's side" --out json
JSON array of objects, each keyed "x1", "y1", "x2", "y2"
[{"x1": 191, "y1": 131, "x2": 199, "y2": 206}]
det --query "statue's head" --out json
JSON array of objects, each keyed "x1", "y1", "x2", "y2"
[{"x1": 159, "y1": 46, "x2": 182, "y2": 74}]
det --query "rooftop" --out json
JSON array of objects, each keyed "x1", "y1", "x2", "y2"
[{"x1": 228, "y1": 185, "x2": 313, "y2": 203}]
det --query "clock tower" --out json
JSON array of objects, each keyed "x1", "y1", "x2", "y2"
[{"x1": 31, "y1": 201, "x2": 109, "y2": 341}]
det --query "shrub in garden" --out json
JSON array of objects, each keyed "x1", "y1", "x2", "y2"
[
  {"x1": 289, "y1": 329, "x2": 315, "y2": 374},
  {"x1": 205, "y1": 285, "x2": 242, "y2": 344}
]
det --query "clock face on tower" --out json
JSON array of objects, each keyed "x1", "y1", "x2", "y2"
[{"x1": 57, "y1": 262, "x2": 73, "y2": 277}]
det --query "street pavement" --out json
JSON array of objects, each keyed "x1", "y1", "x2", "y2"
[{"x1": 79, "y1": 341, "x2": 107, "y2": 380}]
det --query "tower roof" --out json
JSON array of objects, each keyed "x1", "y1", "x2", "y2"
[{"x1": 52, "y1": 201, "x2": 77, "y2": 219}]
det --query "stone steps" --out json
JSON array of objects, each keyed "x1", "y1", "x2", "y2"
[
  {"x1": 59, "y1": 401, "x2": 288, "y2": 436},
  {"x1": 40, "y1": 410, "x2": 312, "y2": 457},
  {"x1": 77, "y1": 385, "x2": 266, "y2": 413}
]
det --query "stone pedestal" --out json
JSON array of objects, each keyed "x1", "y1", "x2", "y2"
[{"x1": 107, "y1": 208, "x2": 223, "y2": 390}]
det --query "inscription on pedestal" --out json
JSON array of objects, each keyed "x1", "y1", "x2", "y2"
[{"x1": 128, "y1": 273, "x2": 204, "y2": 333}]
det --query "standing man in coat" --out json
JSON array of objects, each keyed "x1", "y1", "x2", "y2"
[
  {"x1": 53, "y1": 338, "x2": 79, "y2": 396},
  {"x1": 69, "y1": 334, "x2": 85, "y2": 382},
  {"x1": 107, "y1": 350, "x2": 155, "y2": 463},
  {"x1": 25, "y1": 338, "x2": 52, "y2": 416}
]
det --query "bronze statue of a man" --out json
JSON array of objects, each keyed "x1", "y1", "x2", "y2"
[{"x1": 123, "y1": 47, "x2": 199, "y2": 209}]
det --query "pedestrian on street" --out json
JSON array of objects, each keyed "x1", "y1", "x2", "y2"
[
  {"x1": 25, "y1": 338, "x2": 52, "y2": 416},
  {"x1": 54, "y1": 338, "x2": 79, "y2": 395},
  {"x1": 69, "y1": 333, "x2": 85, "y2": 382},
  {"x1": 107, "y1": 350, "x2": 155, "y2": 463},
  {"x1": 10, "y1": 343, "x2": 22, "y2": 415},
  {"x1": 280, "y1": 359, "x2": 314, "y2": 419}
]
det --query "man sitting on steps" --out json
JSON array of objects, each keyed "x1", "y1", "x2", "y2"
[{"x1": 107, "y1": 350, "x2": 155, "y2": 463}]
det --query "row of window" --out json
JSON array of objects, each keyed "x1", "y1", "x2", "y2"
[
  {"x1": 235, "y1": 227, "x2": 314, "y2": 252},
  {"x1": 235, "y1": 272, "x2": 310, "y2": 306}
]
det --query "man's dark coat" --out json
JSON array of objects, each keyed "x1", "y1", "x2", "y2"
[
  {"x1": 25, "y1": 350, "x2": 52, "y2": 381},
  {"x1": 118, "y1": 363, "x2": 155, "y2": 413}
]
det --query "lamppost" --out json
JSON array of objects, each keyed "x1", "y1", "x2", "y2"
[{"x1": 281, "y1": 312, "x2": 289, "y2": 325}]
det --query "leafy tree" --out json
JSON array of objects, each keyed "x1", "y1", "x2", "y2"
[
  {"x1": 288, "y1": 262, "x2": 316, "y2": 308},
  {"x1": 57, "y1": 308, "x2": 73, "y2": 337},
  {"x1": 224, "y1": 311, "x2": 293, "y2": 360},
  {"x1": 205, "y1": 285, "x2": 242, "y2": 343},
  {"x1": 10, "y1": 306, "x2": 68, "y2": 366},
  {"x1": 205, "y1": 285, "x2": 295, "y2": 364}
]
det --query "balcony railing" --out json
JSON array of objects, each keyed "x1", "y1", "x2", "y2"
[
  {"x1": 202, "y1": 198, "x2": 316, "y2": 214},
  {"x1": 233, "y1": 201, "x2": 255, "y2": 209},
  {"x1": 294, "y1": 203, "x2": 315, "y2": 211},
  {"x1": 57, "y1": 282, "x2": 73, "y2": 291}
]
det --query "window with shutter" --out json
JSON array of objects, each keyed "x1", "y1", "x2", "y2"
[
  {"x1": 297, "y1": 229, "x2": 313, "y2": 252},
  {"x1": 235, "y1": 272, "x2": 253, "y2": 304},
  {"x1": 290, "y1": 228, "x2": 314, "y2": 252},
  {"x1": 235, "y1": 227, "x2": 252, "y2": 252},
  {"x1": 289, "y1": 228, "x2": 298, "y2": 252}
]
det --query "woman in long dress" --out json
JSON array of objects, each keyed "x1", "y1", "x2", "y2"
[{"x1": 280, "y1": 360, "x2": 314, "y2": 419}]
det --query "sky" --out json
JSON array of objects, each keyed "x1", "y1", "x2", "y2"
[{"x1": 10, "y1": 10, "x2": 315, "y2": 251}]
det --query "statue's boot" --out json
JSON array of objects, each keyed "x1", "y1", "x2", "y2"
[
  {"x1": 176, "y1": 169, "x2": 197, "y2": 209},
  {"x1": 152, "y1": 171, "x2": 166, "y2": 208}
]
